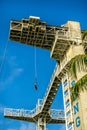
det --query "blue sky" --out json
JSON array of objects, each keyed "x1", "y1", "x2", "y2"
[{"x1": 0, "y1": 0, "x2": 87, "y2": 130}]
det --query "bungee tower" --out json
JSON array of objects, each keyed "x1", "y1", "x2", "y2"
[{"x1": 4, "y1": 16, "x2": 87, "y2": 130}]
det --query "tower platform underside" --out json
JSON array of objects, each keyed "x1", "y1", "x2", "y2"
[{"x1": 9, "y1": 17, "x2": 71, "y2": 61}]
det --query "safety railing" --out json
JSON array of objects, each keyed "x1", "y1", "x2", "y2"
[
  {"x1": 41, "y1": 56, "x2": 71, "y2": 109},
  {"x1": 49, "y1": 109, "x2": 65, "y2": 120},
  {"x1": 57, "y1": 30, "x2": 69, "y2": 40},
  {"x1": 36, "y1": 99, "x2": 43, "y2": 113},
  {"x1": 57, "y1": 32, "x2": 81, "y2": 43},
  {"x1": 4, "y1": 108, "x2": 36, "y2": 118},
  {"x1": 41, "y1": 63, "x2": 59, "y2": 108}
]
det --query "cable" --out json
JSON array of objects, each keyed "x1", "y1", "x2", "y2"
[
  {"x1": 34, "y1": 46, "x2": 38, "y2": 90},
  {"x1": 0, "y1": 40, "x2": 8, "y2": 78},
  {"x1": 34, "y1": 47, "x2": 37, "y2": 80}
]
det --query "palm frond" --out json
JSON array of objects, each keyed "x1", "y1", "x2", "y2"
[
  {"x1": 82, "y1": 30, "x2": 87, "y2": 40},
  {"x1": 69, "y1": 54, "x2": 87, "y2": 78},
  {"x1": 70, "y1": 74, "x2": 87, "y2": 102},
  {"x1": 69, "y1": 57, "x2": 77, "y2": 78}
]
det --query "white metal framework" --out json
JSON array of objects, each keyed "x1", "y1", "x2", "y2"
[{"x1": 62, "y1": 74, "x2": 74, "y2": 130}]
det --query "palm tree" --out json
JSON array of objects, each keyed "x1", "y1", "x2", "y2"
[
  {"x1": 70, "y1": 30, "x2": 87, "y2": 102},
  {"x1": 82, "y1": 30, "x2": 87, "y2": 54}
]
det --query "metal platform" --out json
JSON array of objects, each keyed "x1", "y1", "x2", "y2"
[
  {"x1": 4, "y1": 103, "x2": 65, "y2": 124},
  {"x1": 9, "y1": 16, "x2": 71, "y2": 62}
]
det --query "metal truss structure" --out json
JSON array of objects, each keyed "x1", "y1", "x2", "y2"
[{"x1": 4, "y1": 16, "x2": 86, "y2": 130}]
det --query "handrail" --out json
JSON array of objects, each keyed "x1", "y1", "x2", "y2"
[
  {"x1": 42, "y1": 63, "x2": 59, "y2": 107},
  {"x1": 49, "y1": 109, "x2": 65, "y2": 120},
  {"x1": 4, "y1": 107, "x2": 65, "y2": 120},
  {"x1": 4, "y1": 108, "x2": 36, "y2": 118},
  {"x1": 41, "y1": 56, "x2": 70, "y2": 109}
]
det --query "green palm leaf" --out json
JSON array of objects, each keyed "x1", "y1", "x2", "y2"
[
  {"x1": 69, "y1": 54, "x2": 87, "y2": 78},
  {"x1": 71, "y1": 74, "x2": 87, "y2": 102},
  {"x1": 82, "y1": 30, "x2": 87, "y2": 40}
]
